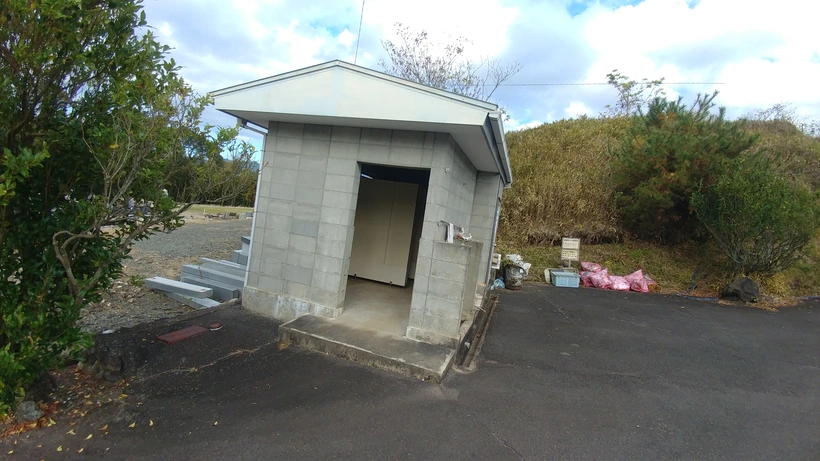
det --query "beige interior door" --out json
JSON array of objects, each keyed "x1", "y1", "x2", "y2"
[{"x1": 349, "y1": 178, "x2": 418, "y2": 286}]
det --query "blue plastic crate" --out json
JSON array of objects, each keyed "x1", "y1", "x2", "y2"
[{"x1": 549, "y1": 268, "x2": 580, "y2": 288}]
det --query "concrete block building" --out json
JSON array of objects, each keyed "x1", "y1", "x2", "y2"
[{"x1": 211, "y1": 61, "x2": 511, "y2": 348}]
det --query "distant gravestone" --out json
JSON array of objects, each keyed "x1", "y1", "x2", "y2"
[{"x1": 720, "y1": 277, "x2": 760, "y2": 303}]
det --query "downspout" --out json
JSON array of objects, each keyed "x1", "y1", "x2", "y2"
[
  {"x1": 488, "y1": 113, "x2": 512, "y2": 188},
  {"x1": 243, "y1": 121, "x2": 268, "y2": 288},
  {"x1": 484, "y1": 179, "x2": 503, "y2": 285}
]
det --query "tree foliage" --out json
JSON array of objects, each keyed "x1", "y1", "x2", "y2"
[
  {"x1": 379, "y1": 22, "x2": 521, "y2": 102},
  {"x1": 692, "y1": 155, "x2": 820, "y2": 276},
  {"x1": 611, "y1": 92, "x2": 758, "y2": 244},
  {"x1": 604, "y1": 70, "x2": 666, "y2": 117},
  {"x1": 0, "y1": 0, "x2": 253, "y2": 414}
]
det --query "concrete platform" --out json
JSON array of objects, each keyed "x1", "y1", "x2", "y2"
[
  {"x1": 279, "y1": 315, "x2": 455, "y2": 383},
  {"x1": 340, "y1": 278, "x2": 412, "y2": 336}
]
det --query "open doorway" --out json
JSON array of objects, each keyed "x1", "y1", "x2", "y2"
[{"x1": 339, "y1": 164, "x2": 429, "y2": 336}]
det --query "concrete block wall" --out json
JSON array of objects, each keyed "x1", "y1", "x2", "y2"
[
  {"x1": 245, "y1": 122, "x2": 442, "y2": 321},
  {"x1": 406, "y1": 136, "x2": 482, "y2": 347},
  {"x1": 244, "y1": 121, "x2": 495, "y2": 348},
  {"x1": 469, "y1": 172, "x2": 504, "y2": 287},
  {"x1": 406, "y1": 242, "x2": 473, "y2": 348}
]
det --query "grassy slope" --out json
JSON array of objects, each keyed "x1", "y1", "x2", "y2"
[
  {"x1": 500, "y1": 237, "x2": 820, "y2": 300},
  {"x1": 499, "y1": 118, "x2": 820, "y2": 300},
  {"x1": 187, "y1": 204, "x2": 254, "y2": 214}
]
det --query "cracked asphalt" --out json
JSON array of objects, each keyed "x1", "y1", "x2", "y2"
[{"x1": 3, "y1": 285, "x2": 818, "y2": 460}]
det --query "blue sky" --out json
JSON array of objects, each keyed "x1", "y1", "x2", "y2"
[{"x1": 141, "y1": 0, "x2": 820, "y2": 149}]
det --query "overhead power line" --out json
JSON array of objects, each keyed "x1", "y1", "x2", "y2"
[
  {"x1": 483, "y1": 82, "x2": 727, "y2": 87},
  {"x1": 354, "y1": 0, "x2": 366, "y2": 64}
]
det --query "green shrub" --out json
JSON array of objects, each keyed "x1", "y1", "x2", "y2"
[
  {"x1": 612, "y1": 92, "x2": 758, "y2": 244},
  {"x1": 692, "y1": 156, "x2": 820, "y2": 276},
  {"x1": 0, "y1": 0, "x2": 251, "y2": 416}
]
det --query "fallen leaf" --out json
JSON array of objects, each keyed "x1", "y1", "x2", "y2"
[
  {"x1": 67, "y1": 429, "x2": 76, "y2": 435},
  {"x1": 149, "y1": 420, "x2": 154, "y2": 427},
  {"x1": 85, "y1": 434, "x2": 93, "y2": 440},
  {"x1": 6, "y1": 450, "x2": 12, "y2": 454},
  {"x1": 78, "y1": 448, "x2": 84, "y2": 453},
  {"x1": 99, "y1": 424, "x2": 108, "y2": 431},
  {"x1": 36, "y1": 444, "x2": 42, "y2": 448},
  {"x1": 57, "y1": 445, "x2": 63, "y2": 451},
  {"x1": 213, "y1": 421, "x2": 218, "y2": 426},
  {"x1": 47, "y1": 418, "x2": 56, "y2": 427},
  {"x1": 118, "y1": 393, "x2": 127, "y2": 399},
  {"x1": 128, "y1": 422, "x2": 136, "y2": 428}
]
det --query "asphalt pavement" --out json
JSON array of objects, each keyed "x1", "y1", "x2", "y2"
[{"x1": 3, "y1": 285, "x2": 818, "y2": 460}]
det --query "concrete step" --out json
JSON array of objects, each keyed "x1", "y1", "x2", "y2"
[
  {"x1": 145, "y1": 277, "x2": 212, "y2": 298},
  {"x1": 198, "y1": 258, "x2": 247, "y2": 278},
  {"x1": 279, "y1": 315, "x2": 455, "y2": 383},
  {"x1": 181, "y1": 264, "x2": 244, "y2": 286},
  {"x1": 180, "y1": 275, "x2": 241, "y2": 301},
  {"x1": 163, "y1": 291, "x2": 222, "y2": 310},
  {"x1": 231, "y1": 249, "x2": 248, "y2": 265}
]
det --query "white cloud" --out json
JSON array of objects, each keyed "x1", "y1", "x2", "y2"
[
  {"x1": 579, "y1": 0, "x2": 820, "y2": 117},
  {"x1": 139, "y1": 0, "x2": 820, "y2": 130},
  {"x1": 510, "y1": 120, "x2": 544, "y2": 131},
  {"x1": 361, "y1": 0, "x2": 519, "y2": 60},
  {"x1": 157, "y1": 21, "x2": 173, "y2": 37},
  {"x1": 565, "y1": 101, "x2": 592, "y2": 118},
  {"x1": 337, "y1": 29, "x2": 356, "y2": 47}
]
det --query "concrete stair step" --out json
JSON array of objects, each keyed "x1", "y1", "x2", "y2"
[
  {"x1": 181, "y1": 264, "x2": 244, "y2": 286},
  {"x1": 162, "y1": 291, "x2": 222, "y2": 309},
  {"x1": 231, "y1": 249, "x2": 248, "y2": 266},
  {"x1": 279, "y1": 315, "x2": 455, "y2": 383},
  {"x1": 198, "y1": 258, "x2": 247, "y2": 278},
  {"x1": 145, "y1": 277, "x2": 212, "y2": 298},
  {"x1": 180, "y1": 274, "x2": 241, "y2": 301}
]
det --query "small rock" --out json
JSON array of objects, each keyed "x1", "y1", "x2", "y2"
[
  {"x1": 99, "y1": 354, "x2": 123, "y2": 372},
  {"x1": 15, "y1": 401, "x2": 43, "y2": 422},
  {"x1": 721, "y1": 277, "x2": 760, "y2": 303},
  {"x1": 103, "y1": 372, "x2": 120, "y2": 383}
]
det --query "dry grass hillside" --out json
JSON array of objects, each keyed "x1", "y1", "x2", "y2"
[{"x1": 497, "y1": 117, "x2": 820, "y2": 300}]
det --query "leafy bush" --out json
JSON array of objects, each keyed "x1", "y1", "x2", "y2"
[
  {"x1": 692, "y1": 156, "x2": 820, "y2": 276},
  {"x1": 0, "y1": 0, "x2": 253, "y2": 416},
  {"x1": 611, "y1": 92, "x2": 758, "y2": 244},
  {"x1": 500, "y1": 117, "x2": 629, "y2": 245}
]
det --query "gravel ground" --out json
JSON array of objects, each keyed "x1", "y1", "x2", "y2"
[{"x1": 77, "y1": 217, "x2": 252, "y2": 334}]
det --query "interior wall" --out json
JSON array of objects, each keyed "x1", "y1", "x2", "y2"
[
  {"x1": 348, "y1": 178, "x2": 418, "y2": 286},
  {"x1": 407, "y1": 184, "x2": 428, "y2": 279}
]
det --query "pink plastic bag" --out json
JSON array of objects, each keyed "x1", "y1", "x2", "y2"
[
  {"x1": 589, "y1": 268, "x2": 612, "y2": 290},
  {"x1": 624, "y1": 269, "x2": 649, "y2": 293},
  {"x1": 610, "y1": 275, "x2": 631, "y2": 291},
  {"x1": 580, "y1": 262, "x2": 602, "y2": 273},
  {"x1": 580, "y1": 271, "x2": 595, "y2": 287}
]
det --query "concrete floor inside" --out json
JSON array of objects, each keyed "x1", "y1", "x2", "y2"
[{"x1": 334, "y1": 277, "x2": 413, "y2": 336}]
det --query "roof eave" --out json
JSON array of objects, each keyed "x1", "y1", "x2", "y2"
[
  {"x1": 488, "y1": 112, "x2": 513, "y2": 187},
  {"x1": 209, "y1": 60, "x2": 499, "y2": 112}
]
